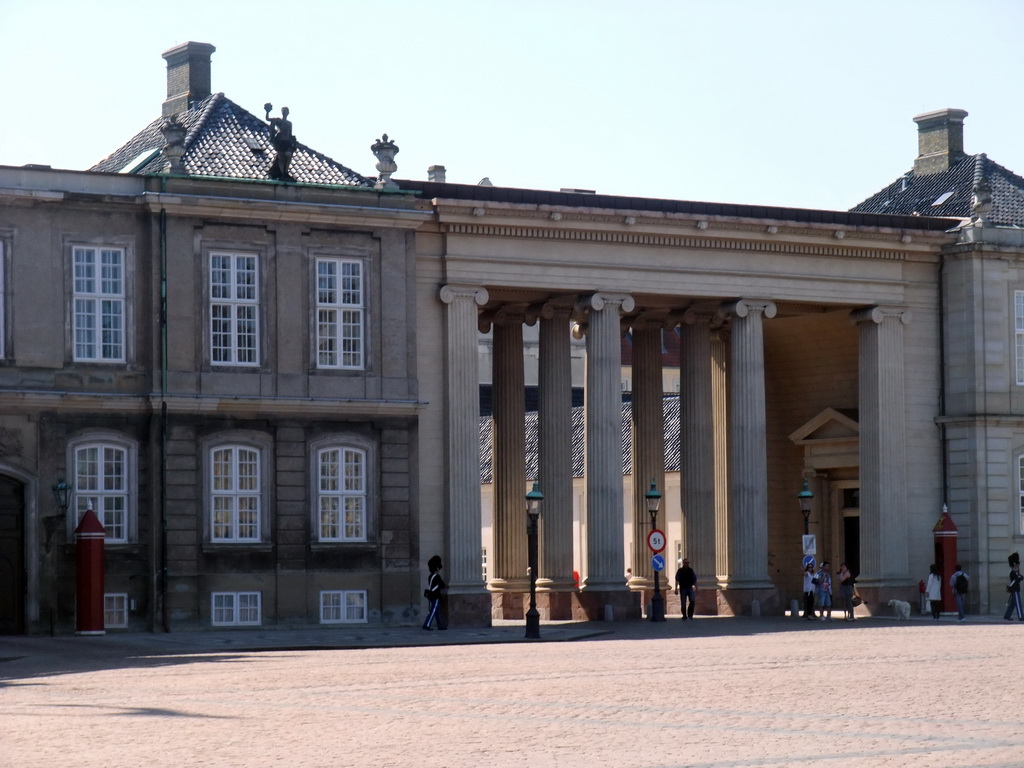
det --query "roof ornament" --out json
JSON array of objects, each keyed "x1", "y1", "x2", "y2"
[
  {"x1": 160, "y1": 116, "x2": 187, "y2": 174},
  {"x1": 264, "y1": 103, "x2": 296, "y2": 182},
  {"x1": 970, "y1": 154, "x2": 992, "y2": 228},
  {"x1": 371, "y1": 134, "x2": 399, "y2": 190}
]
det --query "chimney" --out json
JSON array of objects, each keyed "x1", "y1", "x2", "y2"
[
  {"x1": 912, "y1": 108, "x2": 968, "y2": 175},
  {"x1": 427, "y1": 165, "x2": 446, "y2": 183},
  {"x1": 161, "y1": 42, "x2": 216, "y2": 117}
]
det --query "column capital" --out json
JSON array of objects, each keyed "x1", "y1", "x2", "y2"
[
  {"x1": 683, "y1": 307, "x2": 724, "y2": 328},
  {"x1": 439, "y1": 284, "x2": 489, "y2": 306},
  {"x1": 717, "y1": 298, "x2": 777, "y2": 321},
  {"x1": 576, "y1": 292, "x2": 636, "y2": 314},
  {"x1": 540, "y1": 302, "x2": 574, "y2": 321},
  {"x1": 850, "y1": 305, "x2": 913, "y2": 326}
]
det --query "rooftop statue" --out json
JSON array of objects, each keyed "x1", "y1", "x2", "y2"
[{"x1": 264, "y1": 103, "x2": 296, "y2": 182}]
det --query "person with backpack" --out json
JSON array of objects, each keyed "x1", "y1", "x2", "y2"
[
  {"x1": 1003, "y1": 554, "x2": 1023, "y2": 621},
  {"x1": 949, "y1": 564, "x2": 969, "y2": 622}
]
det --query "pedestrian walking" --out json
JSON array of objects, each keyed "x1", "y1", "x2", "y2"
[
  {"x1": 925, "y1": 564, "x2": 943, "y2": 620},
  {"x1": 674, "y1": 557, "x2": 697, "y2": 621},
  {"x1": 422, "y1": 555, "x2": 447, "y2": 630},
  {"x1": 949, "y1": 564, "x2": 969, "y2": 622},
  {"x1": 814, "y1": 561, "x2": 832, "y2": 620},
  {"x1": 838, "y1": 563, "x2": 856, "y2": 621},
  {"x1": 802, "y1": 562, "x2": 816, "y2": 620},
  {"x1": 1004, "y1": 553, "x2": 1023, "y2": 621}
]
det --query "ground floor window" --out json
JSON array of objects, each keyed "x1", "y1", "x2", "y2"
[
  {"x1": 104, "y1": 593, "x2": 128, "y2": 628},
  {"x1": 211, "y1": 592, "x2": 262, "y2": 626},
  {"x1": 319, "y1": 590, "x2": 367, "y2": 623}
]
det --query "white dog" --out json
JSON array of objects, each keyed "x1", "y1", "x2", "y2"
[{"x1": 887, "y1": 599, "x2": 911, "y2": 620}]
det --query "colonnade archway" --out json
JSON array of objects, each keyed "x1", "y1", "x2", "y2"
[{"x1": 440, "y1": 281, "x2": 914, "y2": 623}]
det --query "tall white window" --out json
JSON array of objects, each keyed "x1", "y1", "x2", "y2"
[
  {"x1": 211, "y1": 446, "x2": 261, "y2": 542},
  {"x1": 319, "y1": 590, "x2": 367, "y2": 623},
  {"x1": 0, "y1": 239, "x2": 5, "y2": 359},
  {"x1": 1016, "y1": 291, "x2": 1024, "y2": 386},
  {"x1": 317, "y1": 447, "x2": 366, "y2": 541},
  {"x1": 1019, "y1": 456, "x2": 1024, "y2": 533},
  {"x1": 316, "y1": 258, "x2": 363, "y2": 369},
  {"x1": 74, "y1": 442, "x2": 129, "y2": 543},
  {"x1": 211, "y1": 592, "x2": 262, "y2": 626},
  {"x1": 73, "y1": 246, "x2": 125, "y2": 362},
  {"x1": 210, "y1": 252, "x2": 258, "y2": 365}
]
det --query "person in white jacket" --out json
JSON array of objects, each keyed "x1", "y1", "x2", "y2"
[{"x1": 925, "y1": 564, "x2": 943, "y2": 620}]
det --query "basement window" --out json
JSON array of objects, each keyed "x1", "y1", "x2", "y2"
[{"x1": 931, "y1": 190, "x2": 955, "y2": 206}]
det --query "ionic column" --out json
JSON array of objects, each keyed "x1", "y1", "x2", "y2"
[
  {"x1": 439, "y1": 285, "x2": 489, "y2": 593},
  {"x1": 630, "y1": 319, "x2": 665, "y2": 586},
  {"x1": 490, "y1": 308, "x2": 528, "y2": 592},
  {"x1": 852, "y1": 305, "x2": 911, "y2": 585},
  {"x1": 581, "y1": 292, "x2": 635, "y2": 591},
  {"x1": 718, "y1": 299, "x2": 776, "y2": 588},
  {"x1": 537, "y1": 304, "x2": 575, "y2": 591},
  {"x1": 679, "y1": 310, "x2": 722, "y2": 587}
]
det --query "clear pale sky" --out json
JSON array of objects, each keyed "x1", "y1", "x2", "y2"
[{"x1": 3, "y1": 0, "x2": 1023, "y2": 211}]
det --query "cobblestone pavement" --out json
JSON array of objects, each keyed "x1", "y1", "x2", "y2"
[{"x1": 1, "y1": 616, "x2": 1021, "y2": 768}]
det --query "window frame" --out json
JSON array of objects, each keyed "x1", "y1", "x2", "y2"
[
  {"x1": 70, "y1": 243, "x2": 128, "y2": 364},
  {"x1": 209, "y1": 444, "x2": 262, "y2": 543},
  {"x1": 211, "y1": 592, "x2": 262, "y2": 626},
  {"x1": 209, "y1": 250, "x2": 260, "y2": 367},
  {"x1": 202, "y1": 432, "x2": 272, "y2": 547},
  {"x1": 315, "y1": 256, "x2": 365, "y2": 370},
  {"x1": 67, "y1": 433, "x2": 137, "y2": 545},
  {"x1": 104, "y1": 593, "x2": 129, "y2": 629},
  {"x1": 1015, "y1": 290, "x2": 1024, "y2": 386},
  {"x1": 316, "y1": 445, "x2": 368, "y2": 542},
  {"x1": 311, "y1": 436, "x2": 375, "y2": 545},
  {"x1": 319, "y1": 590, "x2": 368, "y2": 624}
]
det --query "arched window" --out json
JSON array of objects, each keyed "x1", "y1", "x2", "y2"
[
  {"x1": 316, "y1": 446, "x2": 367, "y2": 542},
  {"x1": 210, "y1": 445, "x2": 261, "y2": 542},
  {"x1": 70, "y1": 435, "x2": 136, "y2": 544}
]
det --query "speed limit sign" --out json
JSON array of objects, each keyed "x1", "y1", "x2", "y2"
[{"x1": 647, "y1": 529, "x2": 666, "y2": 553}]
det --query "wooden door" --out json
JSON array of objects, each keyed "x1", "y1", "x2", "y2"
[{"x1": 0, "y1": 476, "x2": 25, "y2": 634}]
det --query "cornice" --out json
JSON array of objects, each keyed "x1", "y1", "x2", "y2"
[
  {"x1": 0, "y1": 391, "x2": 425, "y2": 418},
  {"x1": 140, "y1": 192, "x2": 431, "y2": 229},
  {"x1": 435, "y1": 201, "x2": 956, "y2": 260}
]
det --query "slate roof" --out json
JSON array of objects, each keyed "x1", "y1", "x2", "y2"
[
  {"x1": 479, "y1": 395, "x2": 681, "y2": 483},
  {"x1": 850, "y1": 154, "x2": 1024, "y2": 227},
  {"x1": 90, "y1": 93, "x2": 374, "y2": 187}
]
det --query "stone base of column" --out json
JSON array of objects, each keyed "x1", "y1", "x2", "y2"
[
  {"x1": 445, "y1": 591, "x2": 493, "y2": 627},
  {"x1": 716, "y1": 586, "x2": 781, "y2": 617},
  {"x1": 491, "y1": 591, "x2": 524, "y2": 620},
  {"x1": 571, "y1": 589, "x2": 642, "y2": 621},
  {"x1": 537, "y1": 590, "x2": 575, "y2": 620}
]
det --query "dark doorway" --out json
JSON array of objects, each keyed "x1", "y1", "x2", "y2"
[
  {"x1": 0, "y1": 476, "x2": 25, "y2": 634},
  {"x1": 843, "y1": 514, "x2": 861, "y2": 580}
]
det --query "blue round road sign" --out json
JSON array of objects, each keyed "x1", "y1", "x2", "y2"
[
  {"x1": 652, "y1": 554, "x2": 666, "y2": 572},
  {"x1": 802, "y1": 555, "x2": 816, "y2": 569}
]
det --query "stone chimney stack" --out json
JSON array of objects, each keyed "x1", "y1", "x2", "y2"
[
  {"x1": 162, "y1": 42, "x2": 216, "y2": 117},
  {"x1": 912, "y1": 108, "x2": 968, "y2": 175},
  {"x1": 427, "y1": 165, "x2": 447, "y2": 183}
]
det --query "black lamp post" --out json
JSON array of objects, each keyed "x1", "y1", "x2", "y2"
[
  {"x1": 798, "y1": 477, "x2": 814, "y2": 536},
  {"x1": 646, "y1": 480, "x2": 665, "y2": 622},
  {"x1": 525, "y1": 481, "x2": 544, "y2": 639},
  {"x1": 46, "y1": 479, "x2": 72, "y2": 553}
]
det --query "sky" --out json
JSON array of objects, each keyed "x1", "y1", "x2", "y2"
[{"x1": 2, "y1": 0, "x2": 1023, "y2": 212}]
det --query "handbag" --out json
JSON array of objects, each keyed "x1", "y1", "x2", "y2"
[{"x1": 851, "y1": 594, "x2": 863, "y2": 607}]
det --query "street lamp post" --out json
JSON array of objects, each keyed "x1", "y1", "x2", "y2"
[
  {"x1": 525, "y1": 482, "x2": 544, "y2": 639},
  {"x1": 797, "y1": 478, "x2": 814, "y2": 537},
  {"x1": 646, "y1": 480, "x2": 665, "y2": 622},
  {"x1": 46, "y1": 479, "x2": 72, "y2": 553}
]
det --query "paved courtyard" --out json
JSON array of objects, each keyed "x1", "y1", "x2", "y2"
[{"x1": 0, "y1": 616, "x2": 1021, "y2": 767}]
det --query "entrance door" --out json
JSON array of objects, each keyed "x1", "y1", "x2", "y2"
[
  {"x1": 0, "y1": 476, "x2": 25, "y2": 634},
  {"x1": 841, "y1": 487, "x2": 861, "y2": 579}
]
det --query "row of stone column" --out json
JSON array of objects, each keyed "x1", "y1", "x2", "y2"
[{"x1": 441, "y1": 283, "x2": 910, "y2": 619}]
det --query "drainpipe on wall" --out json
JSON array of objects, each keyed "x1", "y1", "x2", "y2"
[{"x1": 158, "y1": 186, "x2": 170, "y2": 633}]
